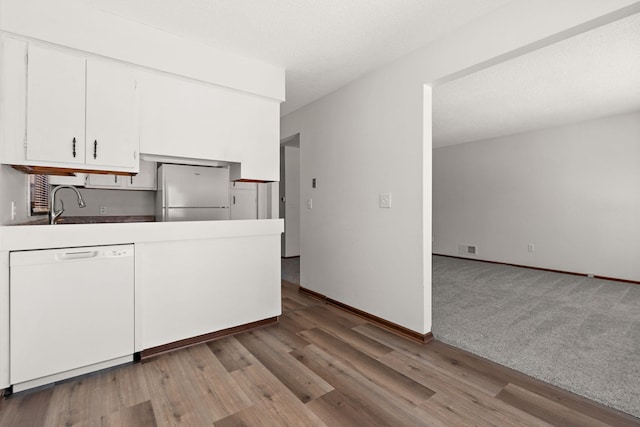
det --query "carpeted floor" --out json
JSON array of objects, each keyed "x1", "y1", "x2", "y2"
[{"x1": 432, "y1": 255, "x2": 640, "y2": 419}]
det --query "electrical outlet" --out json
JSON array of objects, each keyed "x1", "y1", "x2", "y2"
[
  {"x1": 307, "y1": 198, "x2": 313, "y2": 209},
  {"x1": 99, "y1": 206, "x2": 108, "y2": 215},
  {"x1": 379, "y1": 193, "x2": 392, "y2": 208},
  {"x1": 11, "y1": 201, "x2": 16, "y2": 221},
  {"x1": 528, "y1": 243, "x2": 535, "y2": 253}
]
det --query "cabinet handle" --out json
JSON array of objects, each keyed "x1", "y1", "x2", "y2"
[
  {"x1": 130, "y1": 176, "x2": 133, "y2": 185},
  {"x1": 114, "y1": 175, "x2": 118, "y2": 184},
  {"x1": 72, "y1": 137, "x2": 76, "y2": 158},
  {"x1": 233, "y1": 195, "x2": 236, "y2": 205},
  {"x1": 94, "y1": 140, "x2": 98, "y2": 159}
]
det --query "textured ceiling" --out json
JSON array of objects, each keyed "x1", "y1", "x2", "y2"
[
  {"x1": 82, "y1": 0, "x2": 512, "y2": 115},
  {"x1": 432, "y1": 12, "x2": 640, "y2": 148}
]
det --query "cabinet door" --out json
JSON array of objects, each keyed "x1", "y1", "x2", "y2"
[
  {"x1": 26, "y1": 45, "x2": 86, "y2": 164},
  {"x1": 86, "y1": 161, "x2": 156, "y2": 190},
  {"x1": 85, "y1": 59, "x2": 138, "y2": 169},
  {"x1": 125, "y1": 160, "x2": 156, "y2": 190},
  {"x1": 85, "y1": 173, "x2": 123, "y2": 188},
  {"x1": 49, "y1": 173, "x2": 86, "y2": 187},
  {"x1": 230, "y1": 188, "x2": 257, "y2": 220}
]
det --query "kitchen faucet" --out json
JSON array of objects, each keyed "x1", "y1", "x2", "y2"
[{"x1": 50, "y1": 185, "x2": 87, "y2": 224}]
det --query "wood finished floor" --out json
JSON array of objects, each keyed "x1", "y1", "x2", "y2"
[{"x1": 1, "y1": 280, "x2": 638, "y2": 426}]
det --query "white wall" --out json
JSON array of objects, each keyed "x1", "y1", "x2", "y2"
[
  {"x1": 433, "y1": 111, "x2": 640, "y2": 282},
  {"x1": 281, "y1": 0, "x2": 639, "y2": 335},
  {"x1": 282, "y1": 71, "x2": 428, "y2": 333},
  {"x1": 283, "y1": 146, "x2": 300, "y2": 257}
]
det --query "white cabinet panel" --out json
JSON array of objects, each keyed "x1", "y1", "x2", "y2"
[
  {"x1": 85, "y1": 59, "x2": 138, "y2": 169},
  {"x1": 136, "y1": 236, "x2": 281, "y2": 350},
  {"x1": 26, "y1": 45, "x2": 86, "y2": 165}
]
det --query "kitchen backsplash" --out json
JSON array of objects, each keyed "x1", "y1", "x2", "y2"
[{"x1": 55, "y1": 188, "x2": 155, "y2": 217}]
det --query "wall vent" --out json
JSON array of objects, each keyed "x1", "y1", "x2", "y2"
[{"x1": 458, "y1": 244, "x2": 478, "y2": 256}]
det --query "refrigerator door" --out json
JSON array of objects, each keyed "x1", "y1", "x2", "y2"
[
  {"x1": 165, "y1": 207, "x2": 230, "y2": 221},
  {"x1": 163, "y1": 164, "x2": 229, "y2": 208}
]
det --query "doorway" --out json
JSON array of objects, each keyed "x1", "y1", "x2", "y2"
[{"x1": 280, "y1": 134, "x2": 300, "y2": 259}]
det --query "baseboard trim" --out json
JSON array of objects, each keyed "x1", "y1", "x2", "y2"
[
  {"x1": 140, "y1": 316, "x2": 278, "y2": 359},
  {"x1": 298, "y1": 286, "x2": 326, "y2": 301},
  {"x1": 433, "y1": 254, "x2": 640, "y2": 285},
  {"x1": 299, "y1": 286, "x2": 433, "y2": 344}
]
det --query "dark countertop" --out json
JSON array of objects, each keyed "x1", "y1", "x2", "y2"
[
  {"x1": 57, "y1": 215, "x2": 156, "y2": 224},
  {"x1": 17, "y1": 215, "x2": 156, "y2": 225}
]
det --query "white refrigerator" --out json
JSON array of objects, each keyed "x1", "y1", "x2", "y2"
[{"x1": 156, "y1": 164, "x2": 230, "y2": 221}]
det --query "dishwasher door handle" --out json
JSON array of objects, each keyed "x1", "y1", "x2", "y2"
[{"x1": 56, "y1": 251, "x2": 99, "y2": 261}]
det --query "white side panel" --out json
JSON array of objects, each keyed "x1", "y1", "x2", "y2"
[
  {"x1": 0, "y1": 36, "x2": 27, "y2": 165},
  {"x1": 257, "y1": 183, "x2": 269, "y2": 219},
  {"x1": 136, "y1": 236, "x2": 281, "y2": 349}
]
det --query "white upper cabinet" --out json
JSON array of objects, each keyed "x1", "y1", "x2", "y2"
[
  {"x1": 139, "y1": 71, "x2": 280, "y2": 182},
  {"x1": 0, "y1": 36, "x2": 139, "y2": 173},
  {"x1": 85, "y1": 59, "x2": 138, "y2": 169},
  {"x1": 1, "y1": 35, "x2": 282, "y2": 179},
  {"x1": 26, "y1": 45, "x2": 86, "y2": 165}
]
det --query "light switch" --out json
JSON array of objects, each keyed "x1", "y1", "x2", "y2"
[
  {"x1": 379, "y1": 193, "x2": 392, "y2": 208},
  {"x1": 307, "y1": 198, "x2": 313, "y2": 209}
]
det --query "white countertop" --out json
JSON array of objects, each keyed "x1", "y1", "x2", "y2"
[{"x1": 0, "y1": 219, "x2": 284, "y2": 251}]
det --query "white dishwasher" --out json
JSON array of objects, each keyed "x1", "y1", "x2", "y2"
[{"x1": 10, "y1": 245, "x2": 134, "y2": 392}]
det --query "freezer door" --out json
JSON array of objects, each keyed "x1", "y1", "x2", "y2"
[
  {"x1": 165, "y1": 207, "x2": 230, "y2": 221},
  {"x1": 163, "y1": 164, "x2": 230, "y2": 208}
]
